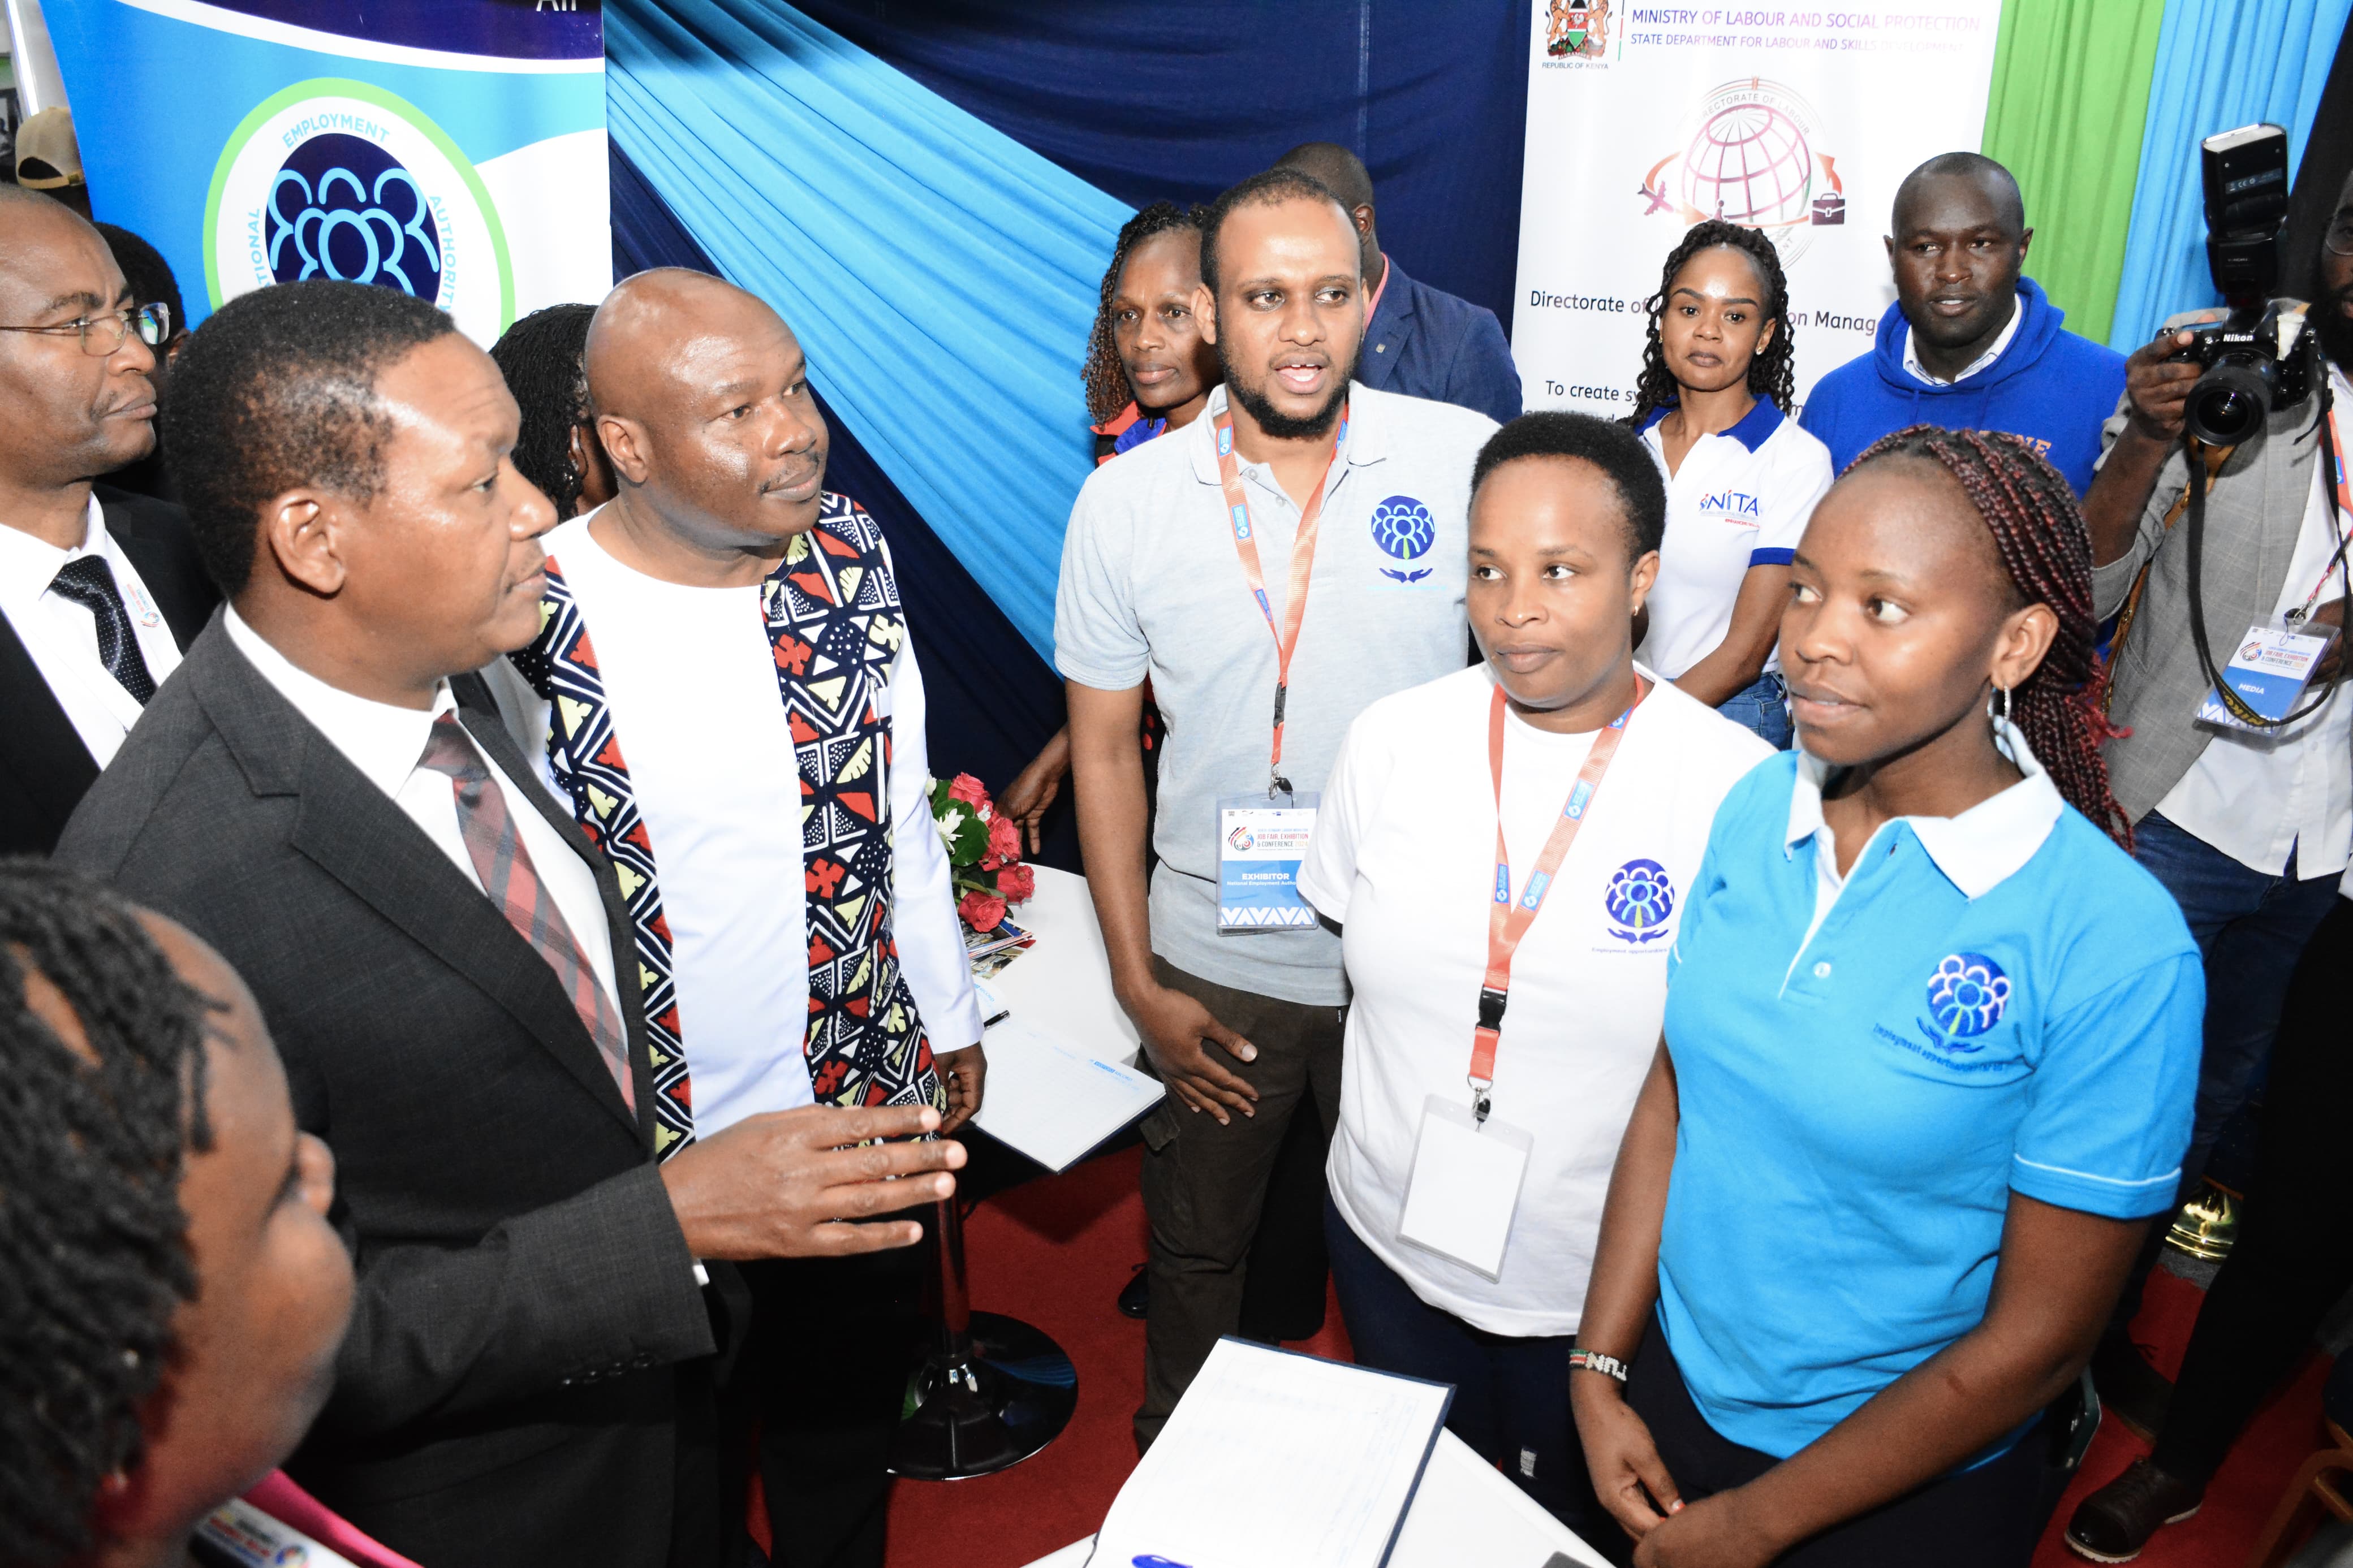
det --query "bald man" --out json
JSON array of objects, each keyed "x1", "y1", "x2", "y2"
[
  {"x1": 1272, "y1": 141, "x2": 1522, "y2": 425},
  {"x1": 484, "y1": 268, "x2": 984, "y2": 1568},
  {"x1": 1797, "y1": 150, "x2": 2126, "y2": 494}
]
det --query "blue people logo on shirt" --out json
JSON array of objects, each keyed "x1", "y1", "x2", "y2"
[
  {"x1": 268, "y1": 132, "x2": 443, "y2": 299},
  {"x1": 1919, "y1": 952, "x2": 2010, "y2": 1052},
  {"x1": 1603, "y1": 859, "x2": 1675, "y2": 944},
  {"x1": 1369, "y1": 495, "x2": 1437, "y2": 584}
]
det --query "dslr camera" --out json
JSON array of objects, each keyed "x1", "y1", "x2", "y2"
[{"x1": 2174, "y1": 123, "x2": 2317, "y2": 446}]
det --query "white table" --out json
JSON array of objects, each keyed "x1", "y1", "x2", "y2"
[
  {"x1": 989, "y1": 865, "x2": 1140, "y2": 1066},
  {"x1": 1019, "y1": 1428, "x2": 1612, "y2": 1568}
]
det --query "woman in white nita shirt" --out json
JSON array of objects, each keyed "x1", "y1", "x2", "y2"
[
  {"x1": 1298, "y1": 412, "x2": 1772, "y2": 1538},
  {"x1": 1628, "y1": 221, "x2": 1834, "y2": 750}
]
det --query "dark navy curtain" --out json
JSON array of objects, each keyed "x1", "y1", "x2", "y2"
[
  {"x1": 611, "y1": 141, "x2": 1083, "y2": 871},
  {"x1": 787, "y1": 0, "x2": 1531, "y2": 335}
]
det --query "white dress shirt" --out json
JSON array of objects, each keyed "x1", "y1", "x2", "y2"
[
  {"x1": 1902, "y1": 296, "x2": 2023, "y2": 386},
  {"x1": 484, "y1": 511, "x2": 984, "y2": 1139},
  {"x1": 0, "y1": 495, "x2": 186, "y2": 766},
  {"x1": 223, "y1": 608, "x2": 622, "y2": 1014},
  {"x1": 2154, "y1": 366, "x2": 2353, "y2": 879}
]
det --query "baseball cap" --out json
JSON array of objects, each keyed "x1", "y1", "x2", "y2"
[{"x1": 16, "y1": 107, "x2": 85, "y2": 191}]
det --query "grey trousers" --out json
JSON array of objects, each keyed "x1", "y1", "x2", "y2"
[{"x1": 1135, "y1": 955, "x2": 1345, "y2": 1450}]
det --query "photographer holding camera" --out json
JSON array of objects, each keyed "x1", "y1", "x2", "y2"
[{"x1": 2078, "y1": 139, "x2": 2352, "y2": 1443}]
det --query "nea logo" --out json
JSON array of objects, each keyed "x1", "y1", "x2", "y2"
[{"x1": 1696, "y1": 490, "x2": 1761, "y2": 524}]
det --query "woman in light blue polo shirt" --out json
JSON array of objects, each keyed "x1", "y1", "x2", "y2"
[{"x1": 1570, "y1": 427, "x2": 2201, "y2": 1567}]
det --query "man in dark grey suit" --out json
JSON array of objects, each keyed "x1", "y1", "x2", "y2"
[
  {"x1": 2076, "y1": 170, "x2": 2353, "y2": 1440},
  {"x1": 0, "y1": 187, "x2": 216, "y2": 853},
  {"x1": 57, "y1": 279, "x2": 967, "y2": 1568}
]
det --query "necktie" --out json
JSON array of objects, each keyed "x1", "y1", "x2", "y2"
[
  {"x1": 417, "y1": 712, "x2": 636, "y2": 1111},
  {"x1": 50, "y1": 555, "x2": 156, "y2": 704}
]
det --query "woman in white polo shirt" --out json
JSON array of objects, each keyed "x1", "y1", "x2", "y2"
[
  {"x1": 1298, "y1": 412, "x2": 1772, "y2": 1540},
  {"x1": 1628, "y1": 222, "x2": 1833, "y2": 749}
]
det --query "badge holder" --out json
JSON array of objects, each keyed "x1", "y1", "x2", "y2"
[
  {"x1": 2193, "y1": 620, "x2": 2338, "y2": 735},
  {"x1": 1217, "y1": 787, "x2": 1320, "y2": 932},
  {"x1": 1396, "y1": 1089, "x2": 1533, "y2": 1282}
]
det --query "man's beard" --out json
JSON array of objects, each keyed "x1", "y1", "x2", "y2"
[
  {"x1": 2312, "y1": 279, "x2": 2353, "y2": 378},
  {"x1": 1218, "y1": 335, "x2": 1361, "y2": 441}
]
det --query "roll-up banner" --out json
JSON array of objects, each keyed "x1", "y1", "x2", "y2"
[
  {"x1": 46, "y1": 1, "x2": 610, "y2": 343},
  {"x1": 1511, "y1": 2, "x2": 2006, "y2": 414}
]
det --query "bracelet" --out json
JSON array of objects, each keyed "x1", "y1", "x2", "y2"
[{"x1": 1569, "y1": 1349, "x2": 1630, "y2": 1384}]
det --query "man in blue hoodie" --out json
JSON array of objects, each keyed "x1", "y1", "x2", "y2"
[{"x1": 1799, "y1": 152, "x2": 2126, "y2": 494}]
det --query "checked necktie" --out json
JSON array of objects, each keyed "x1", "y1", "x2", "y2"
[
  {"x1": 417, "y1": 712, "x2": 636, "y2": 1111},
  {"x1": 50, "y1": 555, "x2": 156, "y2": 703}
]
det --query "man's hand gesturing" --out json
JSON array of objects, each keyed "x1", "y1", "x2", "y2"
[{"x1": 659, "y1": 1103, "x2": 964, "y2": 1259}]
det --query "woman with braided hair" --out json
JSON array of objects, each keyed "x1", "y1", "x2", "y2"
[
  {"x1": 0, "y1": 862, "x2": 352, "y2": 1568},
  {"x1": 1626, "y1": 221, "x2": 1830, "y2": 748},
  {"x1": 1081, "y1": 201, "x2": 1218, "y2": 464},
  {"x1": 1002, "y1": 202, "x2": 1213, "y2": 849},
  {"x1": 1570, "y1": 427, "x2": 2203, "y2": 1567},
  {"x1": 488, "y1": 302, "x2": 614, "y2": 521}
]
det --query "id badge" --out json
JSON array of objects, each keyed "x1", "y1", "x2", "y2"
[
  {"x1": 1217, "y1": 792, "x2": 1318, "y2": 931},
  {"x1": 2194, "y1": 623, "x2": 2332, "y2": 733},
  {"x1": 1396, "y1": 1094, "x2": 1533, "y2": 1281}
]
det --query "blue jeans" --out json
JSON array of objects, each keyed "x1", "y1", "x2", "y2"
[
  {"x1": 1323, "y1": 1198, "x2": 1613, "y2": 1552},
  {"x1": 2130, "y1": 811, "x2": 2342, "y2": 1191},
  {"x1": 1717, "y1": 671, "x2": 1792, "y2": 750}
]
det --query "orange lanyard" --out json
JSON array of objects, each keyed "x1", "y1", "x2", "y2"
[
  {"x1": 1213, "y1": 401, "x2": 1348, "y2": 794},
  {"x1": 1469, "y1": 677, "x2": 1649, "y2": 1117}
]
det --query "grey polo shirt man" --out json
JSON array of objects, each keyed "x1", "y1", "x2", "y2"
[{"x1": 1055, "y1": 380, "x2": 1498, "y2": 1004}]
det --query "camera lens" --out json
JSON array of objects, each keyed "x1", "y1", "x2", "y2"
[{"x1": 2185, "y1": 359, "x2": 2274, "y2": 446}]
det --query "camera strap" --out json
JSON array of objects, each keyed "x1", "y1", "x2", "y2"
[{"x1": 2184, "y1": 379, "x2": 2346, "y2": 729}]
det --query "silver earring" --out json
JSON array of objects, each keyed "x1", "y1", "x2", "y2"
[{"x1": 1995, "y1": 684, "x2": 2012, "y2": 725}]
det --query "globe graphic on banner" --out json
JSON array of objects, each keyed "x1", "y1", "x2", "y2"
[{"x1": 1680, "y1": 103, "x2": 1815, "y2": 232}]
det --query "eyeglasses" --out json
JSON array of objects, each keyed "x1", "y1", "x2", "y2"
[
  {"x1": 0, "y1": 301, "x2": 173, "y2": 356},
  {"x1": 2329, "y1": 213, "x2": 2353, "y2": 258}
]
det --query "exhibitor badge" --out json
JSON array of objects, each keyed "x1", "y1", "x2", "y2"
[{"x1": 205, "y1": 77, "x2": 514, "y2": 343}]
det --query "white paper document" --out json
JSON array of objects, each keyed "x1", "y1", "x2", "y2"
[
  {"x1": 1088, "y1": 1337, "x2": 1451, "y2": 1568},
  {"x1": 971, "y1": 1016, "x2": 1163, "y2": 1172}
]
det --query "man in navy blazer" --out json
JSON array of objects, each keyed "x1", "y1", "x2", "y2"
[{"x1": 1275, "y1": 142, "x2": 1523, "y2": 426}]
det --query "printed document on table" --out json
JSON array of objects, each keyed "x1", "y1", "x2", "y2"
[
  {"x1": 971, "y1": 1016, "x2": 1163, "y2": 1172},
  {"x1": 1088, "y1": 1337, "x2": 1450, "y2": 1568}
]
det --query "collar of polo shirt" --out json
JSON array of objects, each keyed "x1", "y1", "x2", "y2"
[
  {"x1": 1637, "y1": 396, "x2": 1785, "y2": 454},
  {"x1": 1186, "y1": 381, "x2": 1391, "y2": 487},
  {"x1": 1782, "y1": 718, "x2": 2065, "y2": 898}
]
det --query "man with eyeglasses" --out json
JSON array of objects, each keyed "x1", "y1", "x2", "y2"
[
  {"x1": 0, "y1": 185, "x2": 214, "y2": 854},
  {"x1": 2067, "y1": 168, "x2": 2353, "y2": 1496}
]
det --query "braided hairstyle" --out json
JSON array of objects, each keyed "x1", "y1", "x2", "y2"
[
  {"x1": 1626, "y1": 220, "x2": 1798, "y2": 430},
  {"x1": 0, "y1": 861, "x2": 214, "y2": 1567},
  {"x1": 489, "y1": 302, "x2": 598, "y2": 519},
  {"x1": 1850, "y1": 426, "x2": 2131, "y2": 847},
  {"x1": 1081, "y1": 202, "x2": 1206, "y2": 425}
]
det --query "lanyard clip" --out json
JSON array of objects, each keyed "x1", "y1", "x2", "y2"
[
  {"x1": 1468, "y1": 1075, "x2": 1493, "y2": 1128},
  {"x1": 1476, "y1": 986, "x2": 1508, "y2": 1034},
  {"x1": 1269, "y1": 771, "x2": 1294, "y2": 800}
]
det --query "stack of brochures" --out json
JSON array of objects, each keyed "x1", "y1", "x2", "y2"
[{"x1": 964, "y1": 917, "x2": 1036, "y2": 977}]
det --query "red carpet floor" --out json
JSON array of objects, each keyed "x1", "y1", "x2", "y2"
[{"x1": 881, "y1": 1147, "x2": 2330, "y2": 1568}]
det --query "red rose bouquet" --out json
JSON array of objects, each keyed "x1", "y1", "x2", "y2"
[{"x1": 929, "y1": 772, "x2": 1036, "y2": 936}]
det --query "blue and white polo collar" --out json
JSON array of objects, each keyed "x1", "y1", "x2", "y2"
[
  {"x1": 1636, "y1": 396, "x2": 1786, "y2": 453},
  {"x1": 1782, "y1": 716, "x2": 2065, "y2": 899}
]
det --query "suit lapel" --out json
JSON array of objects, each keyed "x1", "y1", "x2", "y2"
[
  {"x1": 0, "y1": 609, "x2": 100, "y2": 835},
  {"x1": 192, "y1": 634, "x2": 646, "y2": 1141},
  {"x1": 1362, "y1": 264, "x2": 1417, "y2": 392},
  {"x1": 101, "y1": 497, "x2": 217, "y2": 650}
]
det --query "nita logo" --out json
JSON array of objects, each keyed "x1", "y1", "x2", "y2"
[
  {"x1": 206, "y1": 77, "x2": 514, "y2": 343},
  {"x1": 1697, "y1": 490, "x2": 1761, "y2": 522}
]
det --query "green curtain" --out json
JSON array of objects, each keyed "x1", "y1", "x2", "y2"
[{"x1": 1980, "y1": 0, "x2": 2170, "y2": 344}]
